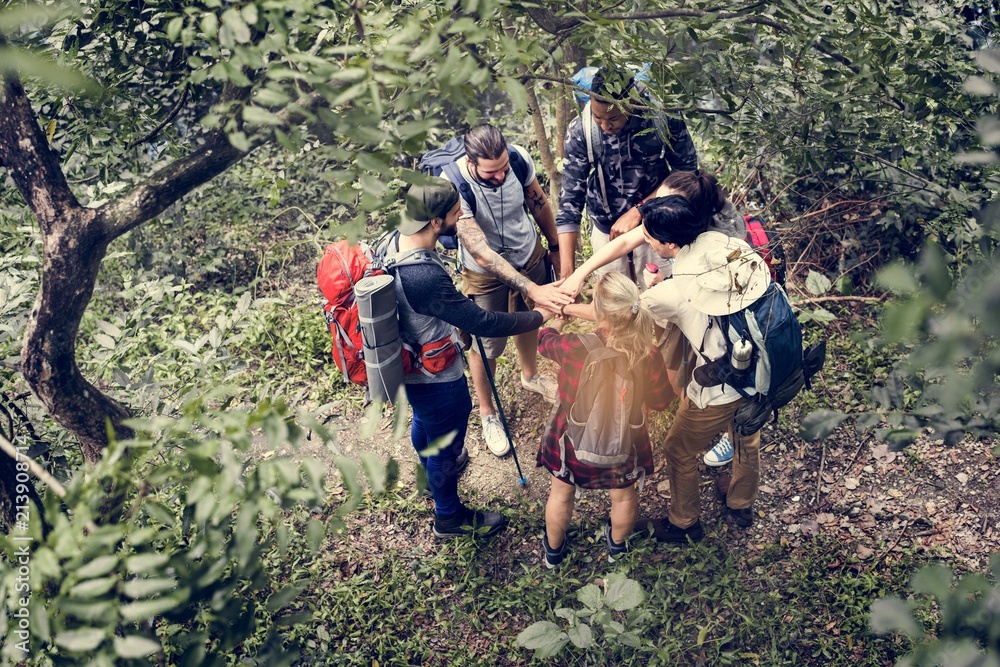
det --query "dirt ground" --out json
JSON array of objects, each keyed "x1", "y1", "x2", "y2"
[{"x1": 269, "y1": 350, "x2": 1000, "y2": 574}]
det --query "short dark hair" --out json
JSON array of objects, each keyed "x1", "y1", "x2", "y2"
[
  {"x1": 463, "y1": 124, "x2": 507, "y2": 164},
  {"x1": 639, "y1": 195, "x2": 704, "y2": 247},
  {"x1": 661, "y1": 170, "x2": 726, "y2": 226},
  {"x1": 591, "y1": 66, "x2": 635, "y2": 102}
]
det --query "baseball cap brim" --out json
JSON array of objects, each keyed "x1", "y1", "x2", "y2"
[{"x1": 398, "y1": 209, "x2": 433, "y2": 236}]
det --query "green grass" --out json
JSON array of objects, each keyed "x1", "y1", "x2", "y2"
[{"x1": 263, "y1": 491, "x2": 916, "y2": 666}]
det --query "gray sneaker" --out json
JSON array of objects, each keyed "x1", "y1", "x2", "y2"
[
  {"x1": 521, "y1": 372, "x2": 558, "y2": 404},
  {"x1": 482, "y1": 413, "x2": 510, "y2": 457}
]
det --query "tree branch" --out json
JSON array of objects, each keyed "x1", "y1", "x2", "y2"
[
  {"x1": 125, "y1": 82, "x2": 190, "y2": 151},
  {"x1": 0, "y1": 432, "x2": 66, "y2": 499},
  {"x1": 523, "y1": 6, "x2": 581, "y2": 35},
  {"x1": 101, "y1": 89, "x2": 323, "y2": 241}
]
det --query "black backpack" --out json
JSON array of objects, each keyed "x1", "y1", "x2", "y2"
[
  {"x1": 693, "y1": 282, "x2": 827, "y2": 436},
  {"x1": 418, "y1": 137, "x2": 531, "y2": 249}
]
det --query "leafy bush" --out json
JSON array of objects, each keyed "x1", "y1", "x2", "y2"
[
  {"x1": 517, "y1": 573, "x2": 649, "y2": 659},
  {"x1": 0, "y1": 394, "x2": 385, "y2": 665},
  {"x1": 871, "y1": 556, "x2": 1000, "y2": 667}
]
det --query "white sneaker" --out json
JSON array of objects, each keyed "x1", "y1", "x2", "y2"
[
  {"x1": 481, "y1": 413, "x2": 510, "y2": 457},
  {"x1": 521, "y1": 372, "x2": 558, "y2": 404},
  {"x1": 703, "y1": 432, "x2": 734, "y2": 467}
]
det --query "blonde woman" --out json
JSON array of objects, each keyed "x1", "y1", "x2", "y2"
[{"x1": 536, "y1": 272, "x2": 675, "y2": 567}]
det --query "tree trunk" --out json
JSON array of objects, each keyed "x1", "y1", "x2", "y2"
[
  {"x1": 525, "y1": 81, "x2": 560, "y2": 212},
  {"x1": 21, "y1": 214, "x2": 133, "y2": 463},
  {"x1": 1, "y1": 45, "x2": 250, "y2": 463}
]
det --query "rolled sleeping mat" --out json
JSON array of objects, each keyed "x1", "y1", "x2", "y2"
[{"x1": 355, "y1": 274, "x2": 405, "y2": 405}]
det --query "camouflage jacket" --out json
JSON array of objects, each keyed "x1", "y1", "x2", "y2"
[{"x1": 555, "y1": 110, "x2": 698, "y2": 235}]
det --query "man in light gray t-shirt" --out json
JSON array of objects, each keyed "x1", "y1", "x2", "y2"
[{"x1": 443, "y1": 124, "x2": 574, "y2": 458}]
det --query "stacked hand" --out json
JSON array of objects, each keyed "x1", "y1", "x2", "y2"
[{"x1": 526, "y1": 280, "x2": 575, "y2": 312}]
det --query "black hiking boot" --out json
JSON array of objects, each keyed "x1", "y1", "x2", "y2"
[
  {"x1": 729, "y1": 507, "x2": 753, "y2": 528},
  {"x1": 433, "y1": 505, "x2": 507, "y2": 539},
  {"x1": 651, "y1": 519, "x2": 704, "y2": 544}
]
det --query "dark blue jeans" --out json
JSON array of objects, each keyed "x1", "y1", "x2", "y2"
[{"x1": 406, "y1": 377, "x2": 472, "y2": 517}]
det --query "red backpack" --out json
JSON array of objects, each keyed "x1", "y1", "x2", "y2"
[
  {"x1": 317, "y1": 239, "x2": 458, "y2": 385},
  {"x1": 743, "y1": 215, "x2": 786, "y2": 286}
]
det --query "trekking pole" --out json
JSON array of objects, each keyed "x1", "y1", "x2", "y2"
[{"x1": 475, "y1": 336, "x2": 527, "y2": 486}]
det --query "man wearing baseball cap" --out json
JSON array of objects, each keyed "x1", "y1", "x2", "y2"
[{"x1": 387, "y1": 176, "x2": 557, "y2": 539}]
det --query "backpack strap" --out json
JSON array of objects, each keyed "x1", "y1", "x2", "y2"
[
  {"x1": 441, "y1": 161, "x2": 476, "y2": 218},
  {"x1": 507, "y1": 144, "x2": 532, "y2": 187},
  {"x1": 582, "y1": 102, "x2": 612, "y2": 215},
  {"x1": 385, "y1": 247, "x2": 447, "y2": 272}
]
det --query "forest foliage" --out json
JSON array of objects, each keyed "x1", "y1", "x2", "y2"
[{"x1": 0, "y1": 0, "x2": 999, "y2": 663}]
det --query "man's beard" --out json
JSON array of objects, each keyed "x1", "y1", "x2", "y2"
[{"x1": 439, "y1": 220, "x2": 458, "y2": 236}]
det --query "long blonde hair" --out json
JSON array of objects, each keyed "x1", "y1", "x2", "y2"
[{"x1": 593, "y1": 273, "x2": 654, "y2": 371}]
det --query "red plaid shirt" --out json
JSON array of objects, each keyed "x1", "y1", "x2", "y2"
[{"x1": 535, "y1": 327, "x2": 674, "y2": 488}]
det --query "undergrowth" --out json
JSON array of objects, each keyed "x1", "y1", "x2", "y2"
[{"x1": 277, "y1": 490, "x2": 919, "y2": 667}]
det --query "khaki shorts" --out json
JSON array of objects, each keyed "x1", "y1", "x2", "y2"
[{"x1": 464, "y1": 257, "x2": 547, "y2": 359}]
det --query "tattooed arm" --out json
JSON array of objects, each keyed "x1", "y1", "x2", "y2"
[
  {"x1": 523, "y1": 177, "x2": 566, "y2": 278},
  {"x1": 524, "y1": 178, "x2": 558, "y2": 247},
  {"x1": 457, "y1": 215, "x2": 573, "y2": 311}
]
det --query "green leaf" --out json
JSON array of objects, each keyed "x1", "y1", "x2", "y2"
[
  {"x1": 974, "y1": 49, "x2": 1000, "y2": 73},
  {"x1": 910, "y1": 563, "x2": 953, "y2": 598},
  {"x1": 567, "y1": 622, "x2": 592, "y2": 649},
  {"x1": 870, "y1": 597, "x2": 922, "y2": 639},
  {"x1": 498, "y1": 76, "x2": 530, "y2": 113},
  {"x1": 120, "y1": 595, "x2": 183, "y2": 622},
  {"x1": 54, "y1": 628, "x2": 106, "y2": 652},
  {"x1": 798, "y1": 409, "x2": 848, "y2": 440},
  {"x1": 805, "y1": 270, "x2": 832, "y2": 296},
  {"x1": 306, "y1": 518, "x2": 325, "y2": 552},
  {"x1": 266, "y1": 583, "x2": 306, "y2": 612},
  {"x1": 114, "y1": 635, "x2": 161, "y2": 659},
  {"x1": 69, "y1": 576, "x2": 117, "y2": 599},
  {"x1": 74, "y1": 554, "x2": 118, "y2": 579},
  {"x1": 243, "y1": 105, "x2": 282, "y2": 126},
  {"x1": 554, "y1": 607, "x2": 576, "y2": 622},
  {"x1": 854, "y1": 412, "x2": 883, "y2": 433},
  {"x1": 221, "y1": 8, "x2": 251, "y2": 43},
  {"x1": 877, "y1": 263, "x2": 918, "y2": 295},
  {"x1": 166, "y1": 16, "x2": 184, "y2": 42},
  {"x1": 577, "y1": 584, "x2": 603, "y2": 610},
  {"x1": 417, "y1": 430, "x2": 457, "y2": 458},
  {"x1": 359, "y1": 451, "x2": 386, "y2": 495},
  {"x1": 124, "y1": 552, "x2": 171, "y2": 575},
  {"x1": 964, "y1": 76, "x2": 998, "y2": 96},
  {"x1": 201, "y1": 12, "x2": 218, "y2": 37},
  {"x1": 0, "y1": 46, "x2": 99, "y2": 94},
  {"x1": 122, "y1": 577, "x2": 177, "y2": 599},
  {"x1": 604, "y1": 573, "x2": 644, "y2": 611},
  {"x1": 516, "y1": 621, "x2": 569, "y2": 658}
]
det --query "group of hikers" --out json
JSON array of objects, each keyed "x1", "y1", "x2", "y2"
[{"x1": 376, "y1": 66, "x2": 777, "y2": 565}]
